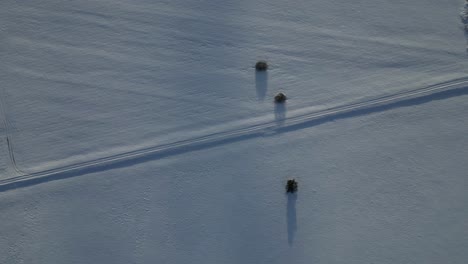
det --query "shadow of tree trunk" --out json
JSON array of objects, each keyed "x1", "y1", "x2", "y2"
[
  {"x1": 287, "y1": 193, "x2": 297, "y2": 245},
  {"x1": 255, "y1": 72, "x2": 268, "y2": 101}
]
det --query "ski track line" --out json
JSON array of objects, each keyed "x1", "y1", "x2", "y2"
[
  {"x1": 0, "y1": 87, "x2": 26, "y2": 176},
  {"x1": 1, "y1": 77, "x2": 468, "y2": 188}
]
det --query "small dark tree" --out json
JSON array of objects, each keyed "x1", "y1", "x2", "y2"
[
  {"x1": 255, "y1": 61, "x2": 268, "y2": 71},
  {"x1": 286, "y1": 179, "x2": 298, "y2": 193},
  {"x1": 274, "y1": 92, "x2": 287, "y2": 103}
]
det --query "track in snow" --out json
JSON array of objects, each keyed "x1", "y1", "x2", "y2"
[
  {"x1": 1, "y1": 77, "x2": 468, "y2": 190},
  {"x1": 461, "y1": 1, "x2": 468, "y2": 53}
]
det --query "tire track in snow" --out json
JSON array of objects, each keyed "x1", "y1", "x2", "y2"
[
  {"x1": 0, "y1": 87, "x2": 27, "y2": 176},
  {"x1": 1, "y1": 77, "x2": 468, "y2": 189}
]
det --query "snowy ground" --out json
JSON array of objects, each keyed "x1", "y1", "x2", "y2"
[
  {"x1": 1, "y1": 0, "x2": 467, "y2": 263},
  {"x1": 1, "y1": 0, "x2": 466, "y2": 173},
  {"x1": 1, "y1": 88, "x2": 467, "y2": 264}
]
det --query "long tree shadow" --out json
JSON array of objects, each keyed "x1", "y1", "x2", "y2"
[
  {"x1": 255, "y1": 71, "x2": 268, "y2": 101},
  {"x1": 287, "y1": 192, "x2": 297, "y2": 246},
  {"x1": 275, "y1": 103, "x2": 286, "y2": 127}
]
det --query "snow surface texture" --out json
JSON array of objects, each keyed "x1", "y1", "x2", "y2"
[
  {"x1": 1, "y1": 89, "x2": 468, "y2": 264},
  {"x1": 1, "y1": 0, "x2": 468, "y2": 263},
  {"x1": 1, "y1": 0, "x2": 467, "y2": 174}
]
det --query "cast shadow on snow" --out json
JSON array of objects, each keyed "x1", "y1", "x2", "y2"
[
  {"x1": 287, "y1": 192, "x2": 297, "y2": 245},
  {"x1": 255, "y1": 71, "x2": 268, "y2": 101},
  {"x1": 1, "y1": 85, "x2": 468, "y2": 192},
  {"x1": 274, "y1": 102, "x2": 287, "y2": 127}
]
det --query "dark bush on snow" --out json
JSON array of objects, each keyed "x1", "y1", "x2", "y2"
[
  {"x1": 286, "y1": 179, "x2": 298, "y2": 193},
  {"x1": 274, "y1": 92, "x2": 287, "y2": 103},
  {"x1": 255, "y1": 61, "x2": 268, "y2": 71}
]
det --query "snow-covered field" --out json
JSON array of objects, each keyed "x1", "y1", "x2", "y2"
[{"x1": 1, "y1": 0, "x2": 467, "y2": 263}]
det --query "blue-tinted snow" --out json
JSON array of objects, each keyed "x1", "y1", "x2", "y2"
[
  {"x1": 0, "y1": 0, "x2": 467, "y2": 263},
  {"x1": 1, "y1": 0, "x2": 466, "y2": 171},
  {"x1": 1, "y1": 89, "x2": 468, "y2": 264}
]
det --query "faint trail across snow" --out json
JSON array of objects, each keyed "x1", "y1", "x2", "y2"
[
  {"x1": 1, "y1": 78, "x2": 468, "y2": 191},
  {"x1": 0, "y1": 87, "x2": 26, "y2": 177}
]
